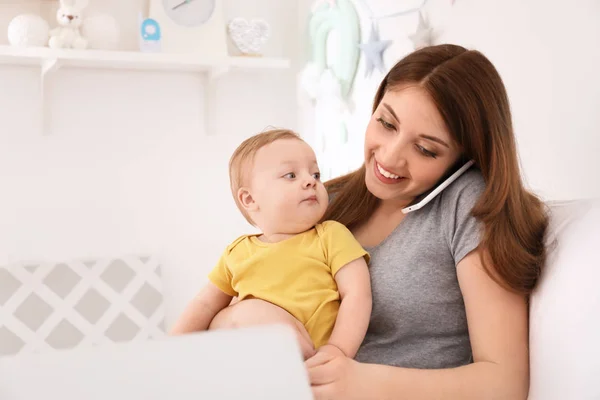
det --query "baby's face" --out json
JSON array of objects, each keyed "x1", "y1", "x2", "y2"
[{"x1": 248, "y1": 139, "x2": 328, "y2": 234}]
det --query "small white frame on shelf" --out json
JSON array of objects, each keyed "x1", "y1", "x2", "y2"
[{"x1": 0, "y1": 45, "x2": 291, "y2": 135}]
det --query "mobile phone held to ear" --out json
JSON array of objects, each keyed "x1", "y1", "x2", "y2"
[{"x1": 401, "y1": 160, "x2": 475, "y2": 214}]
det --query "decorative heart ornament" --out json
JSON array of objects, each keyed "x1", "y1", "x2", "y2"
[{"x1": 227, "y1": 18, "x2": 270, "y2": 55}]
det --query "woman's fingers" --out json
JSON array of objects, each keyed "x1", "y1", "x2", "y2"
[
  {"x1": 308, "y1": 364, "x2": 336, "y2": 386},
  {"x1": 306, "y1": 353, "x2": 337, "y2": 385},
  {"x1": 311, "y1": 383, "x2": 332, "y2": 400},
  {"x1": 305, "y1": 351, "x2": 333, "y2": 368}
]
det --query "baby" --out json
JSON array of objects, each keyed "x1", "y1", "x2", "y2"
[{"x1": 170, "y1": 129, "x2": 371, "y2": 359}]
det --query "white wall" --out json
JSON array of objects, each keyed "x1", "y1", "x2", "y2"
[
  {"x1": 0, "y1": 0, "x2": 300, "y2": 326},
  {"x1": 436, "y1": 0, "x2": 600, "y2": 201}
]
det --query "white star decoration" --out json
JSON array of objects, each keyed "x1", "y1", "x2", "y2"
[
  {"x1": 409, "y1": 11, "x2": 437, "y2": 50},
  {"x1": 359, "y1": 24, "x2": 392, "y2": 77}
]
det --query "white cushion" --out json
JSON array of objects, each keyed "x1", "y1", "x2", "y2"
[{"x1": 529, "y1": 200, "x2": 600, "y2": 399}]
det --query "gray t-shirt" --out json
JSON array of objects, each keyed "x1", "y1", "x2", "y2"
[{"x1": 354, "y1": 168, "x2": 485, "y2": 369}]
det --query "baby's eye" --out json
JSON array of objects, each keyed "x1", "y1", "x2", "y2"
[
  {"x1": 283, "y1": 172, "x2": 296, "y2": 179},
  {"x1": 312, "y1": 172, "x2": 321, "y2": 180}
]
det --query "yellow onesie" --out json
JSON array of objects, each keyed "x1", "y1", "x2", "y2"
[{"x1": 207, "y1": 220, "x2": 369, "y2": 348}]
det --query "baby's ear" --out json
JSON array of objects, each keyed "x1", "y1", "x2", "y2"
[{"x1": 237, "y1": 187, "x2": 258, "y2": 212}]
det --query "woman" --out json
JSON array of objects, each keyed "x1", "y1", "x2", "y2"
[{"x1": 212, "y1": 44, "x2": 548, "y2": 399}]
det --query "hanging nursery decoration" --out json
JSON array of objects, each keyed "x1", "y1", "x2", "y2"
[
  {"x1": 408, "y1": 9, "x2": 437, "y2": 50},
  {"x1": 300, "y1": 0, "x2": 455, "y2": 99},
  {"x1": 300, "y1": 0, "x2": 362, "y2": 102},
  {"x1": 356, "y1": 0, "x2": 455, "y2": 74},
  {"x1": 358, "y1": 22, "x2": 391, "y2": 77}
]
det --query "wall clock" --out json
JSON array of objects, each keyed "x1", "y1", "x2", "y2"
[
  {"x1": 148, "y1": 0, "x2": 226, "y2": 57},
  {"x1": 163, "y1": 0, "x2": 215, "y2": 27}
]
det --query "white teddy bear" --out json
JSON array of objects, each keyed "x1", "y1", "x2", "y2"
[{"x1": 48, "y1": 0, "x2": 89, "y2": 49}]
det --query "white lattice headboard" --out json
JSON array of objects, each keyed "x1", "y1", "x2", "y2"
[{"x1": 0, "y1": 255, "x2": 166, "y2": 357}]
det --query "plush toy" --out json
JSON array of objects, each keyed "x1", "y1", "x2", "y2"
[
  {"x1": 48, "y1": 0, "x2": 89, "y2": 49},
  {"x1": 7, "y1": 14, "x2": 50, "y2": 48}
]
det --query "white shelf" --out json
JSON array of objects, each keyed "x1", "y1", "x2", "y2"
[
  {"x1": 0, "y1": 45, "x2": 290, "y2": 74},
  {"x1": 0, "y1": 45, "x2": 291, "y2": 135}
]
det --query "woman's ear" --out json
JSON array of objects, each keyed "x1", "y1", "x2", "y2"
[{"x1": 237, "y1": 187, "x2": 258, "y2": 212}]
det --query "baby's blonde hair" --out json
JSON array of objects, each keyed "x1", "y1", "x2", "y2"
[{"x1": 229, "y1": 128, "x2": 303, "y2": 225}]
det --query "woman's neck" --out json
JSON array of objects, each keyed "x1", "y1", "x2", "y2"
[
  {"x1": 376, "y1": 197, "x2": 414, "y2": 217},
  {"x1": 352, "y1": 197, "x2": 413, "y2": 248}
]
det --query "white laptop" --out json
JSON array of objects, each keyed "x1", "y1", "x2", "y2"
[{"x1": 0, "y1": 324, "x2": 313, "y2": 400}]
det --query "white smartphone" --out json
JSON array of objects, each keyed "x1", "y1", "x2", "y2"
[{"x1": 401, "y1": 160, "x2": 475, "y2": 214}]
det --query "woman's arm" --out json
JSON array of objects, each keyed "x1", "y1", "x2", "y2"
[
  {"x1": 308, "y1": 249, "x2": 529, "y2": 400},
  {"x1": 170, "y1": 282, "x2": 233, "y2": 335},
  {"x1": 324, "y1": 257, "x2": 372, "y2": 358}
]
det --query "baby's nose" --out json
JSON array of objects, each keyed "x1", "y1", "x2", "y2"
[{"x1": 304, "y1": 178, "x2": 316, "y2": 188}]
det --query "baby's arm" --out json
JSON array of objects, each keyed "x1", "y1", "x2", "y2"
[
  {"x1": 169, "y1": 282, "x2": 233, "y2": 335},
  {"x1": 325, "y1": 256, "x2": 372, "y2": 358}
]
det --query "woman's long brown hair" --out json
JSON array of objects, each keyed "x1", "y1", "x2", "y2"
[{"x1": 322, "y1": 44, "x2": 548, "y2": 296}]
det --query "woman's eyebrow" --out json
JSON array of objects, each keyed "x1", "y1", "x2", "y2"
[
  {"x1": 382, "y1": 102, "x2": 450, "y2": 148},
  {"x1": 383, "y1": 103, "x2": 400, "y2": 122},
  {"x1": 419, "y1": 134, "x2": 450, "y2": 148}
]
